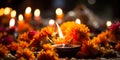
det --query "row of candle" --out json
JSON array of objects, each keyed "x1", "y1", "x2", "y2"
[{"x1": 8, "y1": 7, "x2": 64, "y2": 27}]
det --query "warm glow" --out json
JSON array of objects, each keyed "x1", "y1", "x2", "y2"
[
  {"x1": 0, "y1": 8, "x2": 4, "y2": 16},
  {"x1": 4, "y1": 7, "x2": 11, "y2": 15},
  {"x1": 49, "y1": 19, "x2": 55, "y2": 26},
  {"x1": 75, "y1": 18, "x2": 81, "y2": 24},
  {"x1": 56, "y1": 22, "x2": 64, "y2": 38},
  {"x1": 11, "y1": 10, "x2": 16, "y2": 18},
  {"x1": 25, "y1": 7, "x2": 32, "y2": 14},
  {"x1": 106, "y1": 21, "x2": 112, "y2": 27},
  {"x1": 9, "y1": 18, "x2": 15, "y2": 28},
  {"x1": 34, "y1": 9, "x2": 40, "y2": 16},
  {"x1": 56, "y1": 8, "x2": 63, "y2": 15},
  {"x1": 18, "y1": 14, "x2": 24, "y2": 21}
]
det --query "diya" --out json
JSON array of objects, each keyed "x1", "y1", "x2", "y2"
[{"x1": 52, "y1": 44, "x2": 80, "y2": 58}]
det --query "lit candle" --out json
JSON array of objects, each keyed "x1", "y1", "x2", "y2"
[
  {"x1": 106, "y1": 20, "x2": 112, "y2": 27},
  {"x1": 24, "y1": 7, "x2": 32, "y2": 23},
  {"x1": 55, "y1": 8, "x2": 64, "y2": 24},
  {"x1": 4, "y1": 7, "x2": 11, "y2": 15},
  {"x1": 0, "y1": 8, "x2": 4, "y2": 16},
  {"x1": 49, "y1": 19, "x2": 55, "y2": 26},
  {"x1": 9, "y1": 18, "x2": 15, "y2": 28},
  {"x1": 18, "y1": 14, "x2": 24, "y2": 25},
  {"x1": 34, "y1": 9, "x2": 40, "y2": 21},
  {"x1": 11, "y1": 10, "x2": 16, "y2": 18},
  {"x1": 75, "y1": 18, "x2": 81, "y2": 24},
  {"x1": 18, "y1": 14, "x2": 25, "y2": 31}
]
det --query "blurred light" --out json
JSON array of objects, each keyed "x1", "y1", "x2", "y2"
[
  {"x1": 9, "y1": 18, "x2": 15, "y2": 28},
  {"x1": 25, "y1": 7, "x2": 32, "y2": 14},
  {"x1": 11, "y1": 10, "x2": 16, "y2": 18},
  {"x1": 93, "y1": 21, "x2": 99, "y2": 28},
  {"x1": 68, "y1": 11, "x2": 75, "y2": 16},
  {"x1": 56, "y1": 8, "x2": 63, "y2": 15},
  {"x1": 34, "y1": 9, "x2": 40, "y2": 17},
  {"x1": 4, "y1": 7, "x2": 11, "y2": 15},
  {"x1": 0, "y1": 8, "x2": 4, "y2": 16},
  {"x1": 106, "y1": 21, "x2": 112, "y2": 27},
  {"x1": 18, "y1": 14, "x2": 24, "y2": 21},
  {"x1": 88, "y1": 0, "x2": 96, "y2": 5},
  {"x1": 75, "y1": 18, "x2": 81, "y2": 24},
  {"x1": 49, "y1": 19, "x2": 55, "y2": 26}
]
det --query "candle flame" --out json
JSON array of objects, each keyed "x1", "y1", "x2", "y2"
[
  {"x1": 18, "y1": 14, "x2": 24, "y2": 21},
  {"x1": 9, "y1": 18, "x2": 15, "y2": 28},
  {"x1": 25, "y1": 7, "x2": 32, "y2": 14},
  {"x1": 56, "y1": 22, "x2": 64, "y2": 38},
  {"x1": 106, "y1": 20, "x2": 112, "y2": 27},
  {"x1": 4, "y1": 7, "x2": 11, "y2": 15},
  {"x1": 49, "y1": 19, "x2": 55, "y2": 25},
  {"x1": 34, "y1": 9, "x2": 40, "y2": 16},
  {"x1": 56, "y1": 8, "x2": 63, "y2": 15},
  {"x1": 11, "y1": 10, "x2": 16, "y2": 18},
  {"x1": 75, "y1": 18, "x2": 81, "y2": 24},
  {"x1": 0, "y1": 8, "x2": 4, "y2": 16}
]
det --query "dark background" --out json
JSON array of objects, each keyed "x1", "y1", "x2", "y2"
[{"x1": 0, "y1": 0, "x2": 120, "y2": 20}]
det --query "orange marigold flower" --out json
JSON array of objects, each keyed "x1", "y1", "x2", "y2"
[
  {"x1": 17, "y1": 32, "x2": 30, "y2": 43},
  {"x1": 60, "y1": 21, "x2": 90, "y2": 45},
  {"x1": 7, "y1": 42, "x2": 20, "y2": 51},
  {"x1": 37, "y1": 44, "x2": 59, "y2": 60},
  {"x1": 91, "y1": 31, "x2": 110, "y2": 47},
  {"x1": 0, "y1": 44, "x2": 9, "y2": 58},
  {"x1": 15, "y1": 48, "x2": 35, "y2": 60},
  {"x1": 18, "y1": 41, "x2": 29, "y2": 48}
]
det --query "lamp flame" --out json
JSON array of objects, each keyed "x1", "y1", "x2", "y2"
[
  {"x1": 56, "y1": 22, "x2": 64, "y2": 38},
  {"x1": 25, "y1": 7, "x2": 31, "y2": 14},
  {"x1": 18, "y1": 14, "x2": 24, "y2": 21},
  {"x1": 75, "y1": 18, "x2": 81, "y2": 24},
  {"x1": 106, "y1": 20, "x2": 112, "y2": 27},
  {"x1": 56, "y1": 8, "x2": 63, "y2": 15},
  {"x1": 34, "y1": 9, "x2": 40, "y2": 17},
  {"x1": 11, "y1": 10, "x2": 16, "y2": 18},
  {"x1": 49, "y1": 19, "x2": 55, "y2": 26},
  {"x1": 9, "y1": 18, "x2": 15, "y2": 28}
]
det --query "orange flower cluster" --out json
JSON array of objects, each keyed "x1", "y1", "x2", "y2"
[
  {"x1": 60, "y1": 21, "x2": 90, "y2": 45},
  {"x1": 15, "y1": 48, "x2": 35, "y2": 60},
  {"x1": 37, "y1": 44, "x2": 59, "y2": 60},
  {"x1": 0, "y1": 44, "x2": 9, "y2": 58},
  {"x1": 17, "y1": 32, "x2": 31, "y2": 43},
  {"x1": 91, "y1": 31, "x2": 109, "y2": 47}
]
